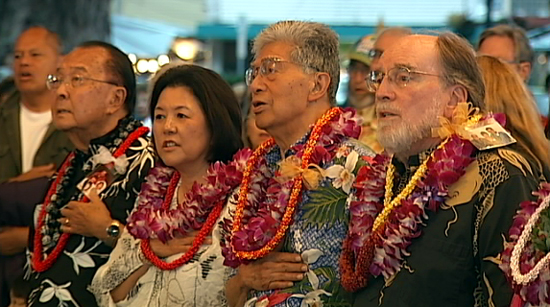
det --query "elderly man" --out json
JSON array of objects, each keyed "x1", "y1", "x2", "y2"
[
  {"x1": 0, "y1": 26, "x2": 73, "y2": 307},
  {"x1": 478, "y1": 24, "x2": 533, "y2": 82},
  {"x1": 24, "y1": 41, "x2": 154, "y2": 307},
  {"x1": 223, "y1": 21, "x2": 374, "y2": 307},
  {"x1": 345, "y1": 32, "x2": 543, "y2": 306}
]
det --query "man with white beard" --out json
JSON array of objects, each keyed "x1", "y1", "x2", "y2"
[{"x1": 340, "y1": 32, "x2": 543, "y2": 307}]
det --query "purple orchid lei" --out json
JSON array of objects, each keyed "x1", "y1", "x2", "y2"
[
  {"x1": 126, "y1": 149, "x2": 252, "y2": 243},
  {"x1": 221, "y1": 108, "x2": 362, "y2": 268},
  {"x1": 500, "y1": 183, "x2": 550, "y2": 306},
  {"x1": 345, "y1": 134, "x2": 476, "y2": 282}
]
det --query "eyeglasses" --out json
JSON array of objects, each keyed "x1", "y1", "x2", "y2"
[
  {"x1": 367, "y1": 49, "x2": 384, "y2": 59},
  {"x1": 245, "y1": 58, "x2": 317, "y2": 86},
  {"x1": 366, "y1": 66, "x2": 442, "y2": 92},
  {"x1": 46, "y1": 74, "x2": 119, "y2": 90}
]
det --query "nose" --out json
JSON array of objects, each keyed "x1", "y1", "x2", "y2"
[
  {"x1": 18, "y1": 54, "x2": 30, "y2": 66},
  {"x1": 375, "y1": 75, "x2": 395, "y2": 103},
  {"x1": 249, "y1": 73, "x2": 266, "y2": 94},
  {"x1": 163, "y1": 116, "x2": 176, "y2": 134},
  {"x1": 56, "y1": 82, "x2": 69, "y2": 100}
]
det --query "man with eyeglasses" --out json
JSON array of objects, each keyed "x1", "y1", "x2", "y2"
[
  {"x1": 0, "y1": 26, "x2": 73, "y2": 307},
  {"x1": 24, "y1": 41, "x2": 154, "y2": 307},
  {"x1": 350, "y1": 32, "x2": 542, "y2": 307},
  {"x1": 225, "y1": 20, "x2": 374, "y2": 307},
  {"x1": 478, "y1": 25, "x2": 533, "y2": 83}
]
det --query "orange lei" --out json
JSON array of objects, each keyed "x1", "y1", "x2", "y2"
[{"x1": 230, "y1": 107, "x2": 342, "y2": 261}]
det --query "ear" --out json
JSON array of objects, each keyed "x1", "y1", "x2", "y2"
[
  {"x1": 106, "y1": 87, "x2": 127, "y2": 114},
  {"x1": 518, "y1": 62, "x2": 531, "y2": 82},
  {"x1": 307, "y1": 72, "x2": 331, "y2": 102},
  {"x1": 443, "y1": 84, "x2": 468, "y2": 118}
]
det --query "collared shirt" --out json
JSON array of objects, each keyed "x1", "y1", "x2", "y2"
[
  {"x1": 25, "y1": 116, "x2": 155, "y2": 307},
  {"x1": 353, "y1": 144, "x2": 545, "y2": 307},
  {"x1": 244, "y1": 131, "x2": 375, "y2": 307}
]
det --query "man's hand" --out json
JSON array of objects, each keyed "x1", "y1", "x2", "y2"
[
  {"x1": 0, "y1": 227, "x2": 29, "y2": 255},
  {"x1": 9, "y1": 164, "x2": 56, "y2": 182},
  {"x1": 237, "y1": 252, "x2": 307, "y2": 291},
  {"x1": 59, "y1": 189, "x2": 112, "y2": 240},
  {"x1": 149, "y1": 231, "x2": 212, "y2": 258}
]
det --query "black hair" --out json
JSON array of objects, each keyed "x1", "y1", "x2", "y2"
[
  {"x1": 76, "y1": 41, "x2": 136, "y2": 113},
  {"x1": 149, "y1": 64, "x2": 243, "y2": 163}
]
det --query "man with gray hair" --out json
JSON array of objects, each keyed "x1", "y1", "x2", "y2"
[
  {"x1": 344, "y1": 32, "x2": 543, "y2": 306},
  {"x1": 478, "y1": 24, "x2": 534, "y2": 82},
  {"x1": 223, "y1": 20, "x2": 374, "y2": 307}
]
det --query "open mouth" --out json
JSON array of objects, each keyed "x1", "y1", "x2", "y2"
[
  {"x1": 56, "y1": 109, "x2": 71, "y2": 114},
  {"x1": 163, "y1": 141, "x2": 179, "y2": 148}
]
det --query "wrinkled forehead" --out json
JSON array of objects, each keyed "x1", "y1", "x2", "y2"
[
  {"x1": 59, "y1": 47, "x2": 108, "y2": 76},
  {"x1": 252, "y1": 41, "x2": 294, "y2": 65},
  {"x1": 374, "y1": 36, "x2": 441, "y2": 73}
]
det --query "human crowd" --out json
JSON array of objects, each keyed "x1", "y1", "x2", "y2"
[{"x1": 0, "y1": 19, "x2": 549, "y2": 307}]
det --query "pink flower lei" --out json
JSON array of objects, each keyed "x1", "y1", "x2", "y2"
[
  {"x1": 220, "y1": 108, "x2": 362, "y2": 268},
  {"x1": 500, "y1": 183, "x2": 550, "y2": 306},
  {"x1": 341, "y1": 134, "x2": 477, "y2": 291},
  {"x1": 126, "y1": 149, "x2": 252, "y2": 243}
]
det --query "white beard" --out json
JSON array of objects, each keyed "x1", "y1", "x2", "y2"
[{"x1": 377, "y1": 98, "x2": 444, "y2": 154}]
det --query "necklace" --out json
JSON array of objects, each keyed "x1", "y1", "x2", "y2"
[
  {"x1": 222, "y1": 107, "x2": 363, "y2": 268},
  {"x1": 127, "y1": 149, "x2": 251, "y2": 269},
  {"x1": 32, "y1": 126, "x2": 149, "y2": 272},
  {"x1": 340, "y1": 135, "x2": 475, "y2": 292}
]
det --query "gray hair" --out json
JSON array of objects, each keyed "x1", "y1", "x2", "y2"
[
  {"x1": 436, "y1": 32, "x2": 486, "y2": 110},
  {"x1": 478, "y1": 24, "x2": 534, "y2": 65},
  {"x1": 252, "y1": 20, "x2": 340, "y2": 104}
]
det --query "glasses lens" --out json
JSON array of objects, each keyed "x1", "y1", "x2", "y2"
[
  {"x1": 46, "y1": 75, "x2": 59, "y2": 90},
  {"x1": 245, "y1": 68, "x2": 254, "y2": 86},
  {"x1": 391, "y1": 67, "x2": 411, "y2": 87},
  {"x1": 366, "y1": 71, "x2": 381, "y2": 92}
]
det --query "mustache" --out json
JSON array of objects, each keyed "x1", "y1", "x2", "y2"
[{"x1": 375, "y1": 106, "x2": 402, "y2": 114}]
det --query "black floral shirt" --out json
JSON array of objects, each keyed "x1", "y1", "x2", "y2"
[{"x1": 25, "y1": 116, "x2": 155, "y2": 307}]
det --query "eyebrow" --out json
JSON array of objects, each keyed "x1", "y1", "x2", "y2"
[
  {"x1": 251, "y1": 56, "x2": 283, "y2": 66},
  {"x1": 56, "y1": 66, "x2": 88, "y2": 74},
  {"x1": 154, "y1": 105, "x2": 192, "y2": 112}
]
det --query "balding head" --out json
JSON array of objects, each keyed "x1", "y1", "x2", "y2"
[
  {"x1": 13, "y1": 26, "x2": 63, "y2": 94},
  {"x1": 371, "y1": 27, "x2": 412, "y2": 66}
]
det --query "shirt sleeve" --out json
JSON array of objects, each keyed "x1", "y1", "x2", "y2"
[
  {"x1": 90, "y1": 228, "x2": 148, "y2": 306},
  {"x1": 477, "y1": 174, "x2": 539, "y2": 307}
]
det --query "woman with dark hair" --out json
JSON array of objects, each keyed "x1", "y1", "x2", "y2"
[{"x1": 90, "y1": 64, "x2": 243, "y2": 306}]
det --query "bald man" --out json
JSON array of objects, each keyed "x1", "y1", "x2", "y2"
[{"x1": 0, "y1": 27, "x2": 72, "y2": 307}]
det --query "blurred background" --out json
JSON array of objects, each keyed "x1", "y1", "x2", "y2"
[{"x1": 0, "y1": 0, "x2": 549, "y2": 113}]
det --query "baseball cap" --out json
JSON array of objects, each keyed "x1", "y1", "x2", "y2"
[{"x1": 349, "y1": 34, "x2": 377, "y2": 66}]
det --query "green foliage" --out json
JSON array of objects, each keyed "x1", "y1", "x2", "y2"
[
  {"x1": 532, "y1": 208, "x2": 550, "y2": 253},
  {"x1": 303, "y1": 185, "x2": 348, "y2": 229}
]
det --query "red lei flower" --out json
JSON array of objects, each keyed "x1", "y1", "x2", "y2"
[
  {"x1": 32, "y1": 126, "x2": 150, "y2": 272},
  {"x1": 221, "y1": 107, "x2": 362, "y2": 268},
  {"x1": 126, "y1": 149, "x2": 251, "y2": 270}
]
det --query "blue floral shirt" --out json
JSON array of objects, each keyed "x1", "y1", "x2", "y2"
[{"x1": 246, "y1": 134, "x2": 375, "y2": 307}]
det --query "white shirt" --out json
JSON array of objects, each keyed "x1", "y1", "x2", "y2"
[
  {"x1": 20, "y1": 104, "x2": 52, "y2": 173},
  {"x1": 90, "y1": 186, "x2": 233, "y2": 307}
]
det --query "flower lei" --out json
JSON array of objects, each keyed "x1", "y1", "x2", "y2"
[
  {"x1": 221, "y1": 107, "x2": 362, "y2": 268},
  {"x1": 500, "y1": 183, "x2": 550, "y2": 306},
  {"x1": 32, "y1": 126, "x2": 150, "y2": 272},
  {"x1": 340, "y1": 134, "x2": 477, "y2": 292},
  {"x1": 126, "y1": 149, "x2": 251, "y2": 270}
]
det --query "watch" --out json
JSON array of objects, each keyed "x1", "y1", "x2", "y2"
[{"x1": 106, "y1": 220, "x2": 122, "y2": 238}]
